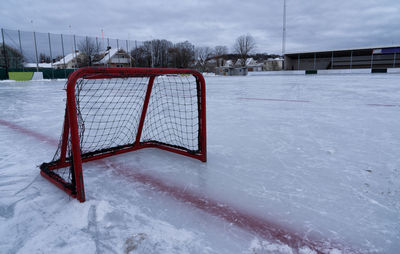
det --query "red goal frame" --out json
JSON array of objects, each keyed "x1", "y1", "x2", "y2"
[{"x1": 40, "y1": 67, "x2": 207, "y2": 202}]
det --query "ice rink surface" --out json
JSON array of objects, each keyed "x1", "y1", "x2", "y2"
[{"x1": 0, "y1": 73, "x2": 399, "y2": 253}]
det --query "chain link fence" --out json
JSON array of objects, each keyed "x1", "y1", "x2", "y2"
[{"x1": 1, "y1": 28, "x2": 144, "y2": 79}]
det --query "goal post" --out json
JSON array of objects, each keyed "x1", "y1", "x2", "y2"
[{"x1": 40, "y1": 67, "x2": 207, "y2": 202}]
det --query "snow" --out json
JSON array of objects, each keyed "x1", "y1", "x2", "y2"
[
  {"x1": 1, "y1": 74, "x2": 399, "y2": 253},
  {"x1": 24, "y1": 63, "x2": 53, "y2": 68},
  {"x1": 23, "y1": 52, "x2": 81, "y2": 69},
  {"x1": 32, "y1": 72, "x2": 43, "y2": 80}
]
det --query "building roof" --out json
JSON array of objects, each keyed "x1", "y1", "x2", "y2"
[
  {"x1": 285, "y1": 45, "x2": 400, "y2": 56},
  {"x1": 223, "y1": 60, "x2": 233, "y2": 67},
  {"x1": 235, "y1": 58, "x2": 263, "y2": 67},
  {"x1": 53, "y1": 52, "x2": 81, "y2": 66},
  {"x1": 93, "y1": 48, "x2": 121, "y2": 65}
]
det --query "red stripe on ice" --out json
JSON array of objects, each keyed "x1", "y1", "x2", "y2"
[
  {"x1": 0, "y1": 119, "x2": 58, "y2": 146},
  {"x1": 107, "y1": 161, "x2": 331, "y2": 253},
  {"x1": 1, "y1": 119, "x2": 360, "y2": 254}
]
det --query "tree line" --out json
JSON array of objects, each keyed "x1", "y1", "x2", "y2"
[{"x1": 2, "y1": 34, "x2": 280, "y2": 71}]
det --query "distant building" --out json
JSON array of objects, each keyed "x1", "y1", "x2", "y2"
[
  {"x1": 215, "y1": 66, "x2": 248, "y2": 76},
  {"x1": 93, "y1": 48, "x2": 132, "y2": 67},
  {"x1": 53, "y1": 51, "x2": 84, "y2": 69},
  {"x1": 222, "y1": 59, "x2": 234, "y2": 67},
  {"x1": 235, "y1": 58, "x2": 263, "y2": 72},
  {"x1": 263, "y1": 58, "x2": 284, "y2": 71},
  {"x1": 284, "y1": 46, "x2": 400, "y2": 70}
]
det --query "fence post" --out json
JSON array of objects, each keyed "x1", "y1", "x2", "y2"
[
  {"x1": 350, "y1": 50, "x2": 353, "y2": 70},
  {"x1": 135, "y1": 40, "x2": 138, "y2": 67},
  {"x1": 1, "y1": 28, "x2": 9, "y2": 79},
  {"x1": 18, "y1": 30, "x2": 24, "y2": 71},
  {"x1": 313, "y1": 52, "x2": 316, "y2": 70},
  {"x1": 61, "y1": 34, "x2": 66, "y2": 78},
  {"x1": 48, "y1": 33, "x2": 54, "y2": 79},
  {"x1": 126, "y1": 39, "x2": 131, "y2": 67},
  {"x1": 116, "y1": 39, "x2": 120, "y2": 67},
  {"x1": 73, "y1": 35, "x2": 77, "y2": 69},
  {"x1": 33, "y1": 31, "x2": 39, "y2": 72},
  {"x1": 85, "y1": 36, "x2": 90, "y2": 66},
  {"x1": 96, "y1": 37, "x2": 99, "y2": 53},
  {"x1": 150, "y1": 40, "x2": 154, "y2": 68},
  {"x1": 370, "y1": 51, "x2": 374, "y2": 70},
  {"x1": 107, "y1": 38, "x2": 110, "y2": 67},
  {"x1": 331, "y1": 51, "x2": 334, "y2": 69},
  {"x1": 393, "y1": 52, "x2": 396, "y2": 68},
  {"x1": 297, "y1": 54, "x2": 300, "y2": 70},
  {"x1": 95, "y1": 37, "x2": 99, "y2": 67}
]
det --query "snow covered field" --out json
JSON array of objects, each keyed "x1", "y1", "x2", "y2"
[{"x1": 0, "y1": 74, "x2": 399, "y2": 253}]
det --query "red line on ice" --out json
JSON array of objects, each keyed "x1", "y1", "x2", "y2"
[
  {"x1": 238, "y1": 97, "x2": 311, "y2": 103},
  {"x1": 107, "y1": 161, "x2": 332, "y2": 253},
  {"x1": 0, "y1": 119, "x2": 58, "y2": 146},
  {"x1": 0, "y1": 119, "x2": 359, "y2": 254}
]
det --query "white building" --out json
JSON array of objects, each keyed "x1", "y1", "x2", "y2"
[
  {"x1": 93, "y1": 48, "x2": 132, "y2": 67},
  {"x1": 263, "y1": 58, "x2": 284, "y2": 71},
  {"x1": 235, "y1": 58, "x2": 263, "y2": 72}
]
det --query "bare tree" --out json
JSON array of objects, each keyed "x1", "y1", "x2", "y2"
[
  {"x1": 233, "y1": 34, "x2": 256, "y2": 66},
  {"x1": 130, "y1": 39, "x2": 173, "y2": 67},
  {"x1": 214, "y1": 45, "x2": 228, "y2": 67},
  {"x1": 195, "y1": 46, "x2": 214, "y2": 72},
  {"x1": 0, "y1": 43, "x2": 24, "y2": 70},
  {"x1": 39, "y1": 53, "x2": 51, "y2": 63},
  {"x1": 131, "y1": 46, "x2": 151, "y2": 67},
  {"x1": 149, "y1": 39, "x2": 173, "y2": 67},
  {"x1": 214, "y1": 45, "x2": 228, "y2": 57},
  {"x1": 78, "y1": 37, "x2": 100, "y2": 66},
  {"x1": 169, "y1": 41, "x2": 195, "y2": 68}
]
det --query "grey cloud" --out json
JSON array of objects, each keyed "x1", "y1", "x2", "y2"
[{"x1": 1, "y1": 0, "x2": 399, "y2": 54}]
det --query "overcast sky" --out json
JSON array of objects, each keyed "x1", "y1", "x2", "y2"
[{"x1": 1, "y1": 0, "x2": 399, "y2": 54}]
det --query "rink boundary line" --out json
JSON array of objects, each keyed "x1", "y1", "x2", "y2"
[
  {"x1": 0, "y1": 119, "x2": 360, "y2": 254},
  {"x1": 239, "y1": 98, "x2": 400, "y2": 108},
  {"x1": 366, "y1": 103, "x2": 400, "y2": 107},
  {"x1": 238, "y1": 97, "x2": 311, "y2": 103}
]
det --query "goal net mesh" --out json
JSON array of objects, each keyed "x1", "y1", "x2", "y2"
[{"x1": 48, "y1": 74, "x2": 201, "y2": 189}]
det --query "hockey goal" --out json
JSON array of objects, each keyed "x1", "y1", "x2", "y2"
[{"x1": 40, "y1": 67, "x2": 206, "y2": 202}]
